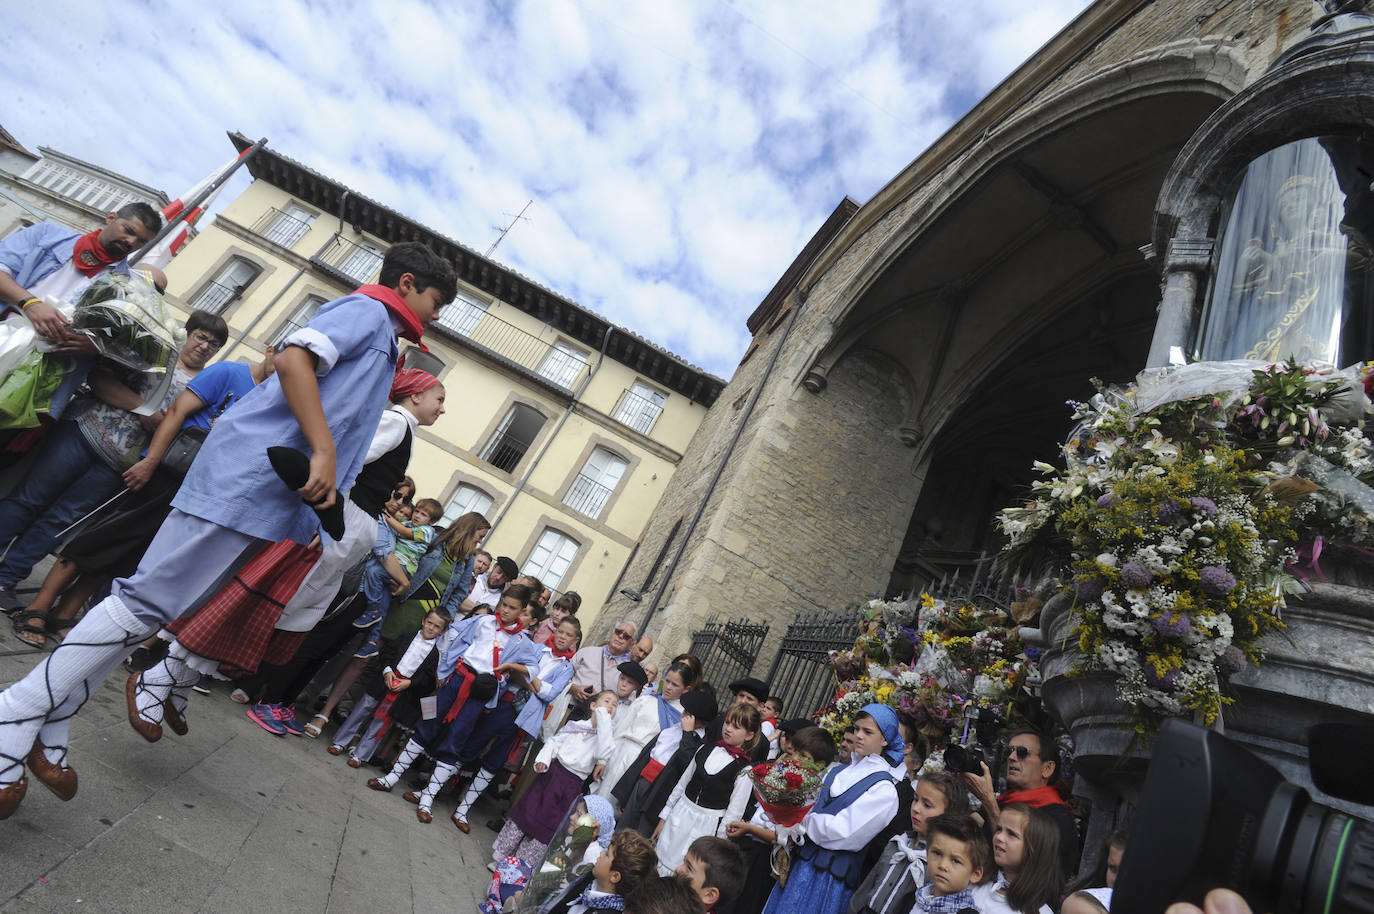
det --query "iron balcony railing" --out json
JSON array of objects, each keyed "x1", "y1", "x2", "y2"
[
  {"x1": 562, "y1": 473, "x2": 615, "y2": 519},
  {"x1": 482, "y1": 434, "x2": 535, "y2": 474},
  {"x1": 189, "y1": 280, "x2": 240, "y2": 315},
  {"x1": 613, "y1": 388, "x2": 664, "y2": 435},
  {"x1": 433, "y1": 305, "x2": 592, "y2": 393},
  {"x1": 311, "y1": 236, "x2": 383, "y2": 285},
  {"x1": 252, "y1": 207, "x2": 313, "y2": 249}
]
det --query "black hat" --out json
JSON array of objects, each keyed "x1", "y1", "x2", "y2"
[
  {"x1": 779, "y1": 718, "x2": 813, "y2": 735},
  {"x1": 617, "y1": 661, "x2": 648, "y2": 688},
  {"x1": 728, "y1": 677, "x2": 770, "y2": 701},
  {"x1": 494, "y1": 556, "x2": 519, "y2": 579},
  {"x1": 680, "y1": 690, "x2": 718, "y2": 724}
]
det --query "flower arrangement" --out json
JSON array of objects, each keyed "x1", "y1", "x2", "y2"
[
  {"x1": 747, "y1": 756, "x2": 825, "y2": 826},
  {"x1": 817, "y1": 593, "x2": 1036, "y2": 747},
  {"x1": 998, "y1": 358, "x2": 1374, "y2": 736}
]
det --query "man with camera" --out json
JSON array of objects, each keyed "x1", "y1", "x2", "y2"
[{"x1": 963, "y1": 727, "x2": 1079, "y2": 878}]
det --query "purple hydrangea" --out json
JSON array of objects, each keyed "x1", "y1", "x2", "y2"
[
  {"x1": 1144, "y1": 666, "x2": 1180, "y2": 690},
  {"x1": 1120, "y1": 562, "x2": 1152, "y2": 589},
  {"x1": 1217, "y1": 645, "x2": 1247, "y2": 676},
  {"x1": 1200, "y1": 566, "x2": 1237, "y2": 595},
  {"x1": 1075, "y1": 577, "x2": 1104, "y2": 602},
  {"x1": 1153, "y1": 612, "x2": 1191, "y2": 638},
  {"x1": 1189, "y1": 497, "x2": 1218, "y2": 517},
  {"x1": 1096, "y1": 492, "x2": 1116, "y2": 509},
  {"x1": 1155, "y1": 499, "x2": 1183, "y2": 524}
]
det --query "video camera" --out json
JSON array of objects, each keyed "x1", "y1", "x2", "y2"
[
  {"x1": 1113, "y1": 718, "x2": 1374, "y2": 913},
  {"x1": 942, "y1": 705, "x2": 1002, "y2": 775}
]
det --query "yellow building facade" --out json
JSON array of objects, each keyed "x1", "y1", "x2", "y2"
[{"x1": 158, "y1": 134, "x2": 723, "y2": 627}]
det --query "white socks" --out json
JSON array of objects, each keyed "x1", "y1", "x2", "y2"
[
  {"x1": 456, "y1": 767, "x2": 495, "y2": 819},
  {"x1": 136, "y1": 655, "x2": 197, "y2": 726},
  {"x1": 380, "y1": 738, "x2": 426, "y2": 788},
  {"x1": 0, "y1": 597, "x2": 153, "y2": 783},
  {"x1": 419, "y1": 762, "x2": 457, "y2": 813}
]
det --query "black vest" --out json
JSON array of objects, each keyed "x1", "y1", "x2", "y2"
[
  {"x1": 350, "y1": 425, "x2": 413, "y2": 517},
  {"x1": 684, "y1": 744, "x2": 749, "y2": 809}
]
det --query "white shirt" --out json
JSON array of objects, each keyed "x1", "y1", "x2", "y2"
[
  {"x1": 970, "y1": 877, "x2": 1053, "y2": 914},
  {"x1": 388, "y1": 630, "x2": 438, "y2": 678},
  {"x1": 661, "y1": 745, "x2": 752, "y2": 836},
  {"x1": 459, "y1": 619, "x2": 521, "y2": 674},
  {"x1": 468, "y1": 573, "x2": 503, "y2": 610},
  {"x1": 538, "y1": 707, "x2": 614, "y2": 778},
  {"x1": 363, "y1": 404, "x2": 417, "y2": 463},
  {"x1": 803, "y1": 753, "x2": 899, "y2": 851},
  {"x1": 29, "y1": 259, "x2": 99, "y2": 304},
  {"x1": 603, "y1": 692, "x2": 671, "y2": 761},
  {"x1": 649, "y1": 725, "x2": 688, "y2": 766},
  {"x1": 531, "y1": 646, "x2": 570, "y2": 702}
]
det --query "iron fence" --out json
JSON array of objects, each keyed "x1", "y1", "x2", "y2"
[
  {"x1": 312, "y1": 236, "x2": 383, "y2": 285},
  {"x1": 687, "y1": 615, "x2": 770, "y2": 698},
  {"x1": 252, "y1": 207, "x2": 313, "y2": 248},
  {"x1": 911, "y1": 550, "x2": 1025, "y2": 615},
  {"x1": 763, "y1": 607, "x2": 864, "y2": 720},
  {"x1": 613, "y1": 388, "x2": 664, "y2": 435},
  {"x1": 482, "y1": 433, "x2": 535, "y2": 473},
  {"x1": 562, "y1": 473, "x2": 614, "y2": 519}
]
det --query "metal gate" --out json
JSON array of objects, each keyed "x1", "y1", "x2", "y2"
[
  {"x1": 763, "y1": 608, "x2": 864, "y2": 720},
  {"x1": 686, "y1": 614, "x2": 769, "y2": 698}
]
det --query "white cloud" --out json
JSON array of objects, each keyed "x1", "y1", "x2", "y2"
[{"x1": 0, "y1": 0, "x2": 1091, "y2": 377}]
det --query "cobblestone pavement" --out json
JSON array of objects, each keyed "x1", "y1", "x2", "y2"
[{"x1": 0, "y1": 575, "x2": 502, "y2": 914}]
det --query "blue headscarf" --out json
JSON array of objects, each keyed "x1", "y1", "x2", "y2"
[
  {"x1": 582, "y1": 794, "x2": 617, "y2": 849},
  {"x1": 859, "y1": 703, "x2": 906, "y2": 767}
]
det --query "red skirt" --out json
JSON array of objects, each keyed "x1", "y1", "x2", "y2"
[{"x1": 165, "y1": 539, "x2": 322, "y2": 677}]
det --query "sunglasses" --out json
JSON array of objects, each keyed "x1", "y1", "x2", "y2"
[
  {"x1": 1008, "y1": 745, "x2": 1033, "y2": 760},
  {"x1": 613, "y1": 628, "x2": 634, "y2": 639}
]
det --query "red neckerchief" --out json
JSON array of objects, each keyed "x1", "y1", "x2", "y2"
[
  {"x1": 357, "y1": 283, "x2": 423, "y2": 343},
  {"x1": 715, "y1": 741, "x2": 750, "y2": 762},
  {"x1": 998, "y1": 785, "x2": 1067, "y2": 808},
  {"x1": 71, "y1": 231, "x2": 120, "y2": 277},
  {"x1": 550, "y1": 643, "x2": 576, "y2": 660},
  {"x1": 763, "y1": 717, "x2": 778, "y2": 728}
]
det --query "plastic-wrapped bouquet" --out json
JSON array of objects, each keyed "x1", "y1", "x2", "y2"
[
  {"x1": 747, "y1": 757, "x2": 825, "y2": 826},
  {"x1": 69, "y1": 271, "x2": 183, "y2": 412}
]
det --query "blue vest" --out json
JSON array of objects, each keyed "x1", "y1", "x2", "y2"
[{"x1": 795, "y1": 767, "x2": 895, "y2": 890}]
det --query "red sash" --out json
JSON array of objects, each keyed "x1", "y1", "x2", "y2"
[{"x1": 642, "y1": 758, "x2": 666, "y2": 782}]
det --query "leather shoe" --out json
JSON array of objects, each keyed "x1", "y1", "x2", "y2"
[
  {"x1": 27, "y1": 743, "x2": 76, "y2": 801},
  {"x1": 164, "y1": 698, "x2": 188, "y2": 737},
  {"x1": 453, "y1": 814, "x2": 471, "y2": 833},
  {"x1": 402, "y1": 790, "x2": 421, "y2": 805},
  {"x1": 346, "y1": 757, "x2": 362, "y2": 769},
  {"x1": 327, "y1": 745, "x2": 345, "y2": 757},
  {"x1": 0, "y1": 776, "x2": 26, "y2": 819},
  {"x1": 125, "y1": 674, "x2": 162, "y2": 743},
  {"x1": 366, "y1": 777, "x2": 391, "y2": 792},
  {"x1": 416, "y1": 807, "x2": 433, "y2": 824}
]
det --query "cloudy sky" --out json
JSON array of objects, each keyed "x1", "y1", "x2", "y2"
[{"x1": 4, "y1": 0, "x2": 1091, "y2": 377}]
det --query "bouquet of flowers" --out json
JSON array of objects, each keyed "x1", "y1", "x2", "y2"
[
  {"x1": 69, "y1": 271, "x2": 183, "y2": 413},
  {"x1": 747, "y1": 757, "x2": 825, "y2": 827}
]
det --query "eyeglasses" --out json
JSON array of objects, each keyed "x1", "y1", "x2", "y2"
[
  {"x1": 613, "y1": 628, "x2": 634, "y2": 639},
  {"x1": 190, "y1": 330, "x2": 224, "y2": 351},
  {"x1": 1008, "y1": 745, "x2": 1033, "y2": 760}
]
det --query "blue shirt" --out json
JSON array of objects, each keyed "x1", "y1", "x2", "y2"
[
  {"x1": 183, "y1": 361, "x2": 256, "y2": 432},
  {"x1": 172, "y1": 292, "x2": 398, "y2": 542}
]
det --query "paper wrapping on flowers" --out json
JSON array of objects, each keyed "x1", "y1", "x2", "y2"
[
  {"x1": 69, "y1": 272, "x2": 184, "y2": 416},
  {"x1": 748, "y1": 757, "x2": 823, "y2": 827},
  {"x1": 519, "y1": 813, "x2": 599, "y2": 914}
]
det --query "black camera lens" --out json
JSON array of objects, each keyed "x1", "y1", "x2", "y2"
[{"x1": 1113, "y1": 720, "x2": 1374, "y2": 913}]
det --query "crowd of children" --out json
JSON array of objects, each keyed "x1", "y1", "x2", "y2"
[{"x1": 0, "y1": 236, "x2": 1127, "y2": 914}]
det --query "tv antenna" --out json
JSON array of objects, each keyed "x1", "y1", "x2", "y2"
[{"x1": 486, "y1": 200, "x2": 532, "y2": 257}]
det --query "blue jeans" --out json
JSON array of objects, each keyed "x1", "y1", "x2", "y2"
[{"x1": 0, "y1": 419, "x2": 123, "y2": 588}]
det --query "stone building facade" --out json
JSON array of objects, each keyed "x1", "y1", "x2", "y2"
[{"x1": 606, "y1": 0, "x2": 1323, "y2": 666}]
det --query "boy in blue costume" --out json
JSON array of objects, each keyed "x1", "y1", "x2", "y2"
[{"x1": 0, "y1": 241, "x2": 456, "y2": 819}]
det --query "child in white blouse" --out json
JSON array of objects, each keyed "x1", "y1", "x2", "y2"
[
  {"x1": 492, "y1": 690, "x2": 618, "y2": 867},
  {"x1": 653, "y1": 702, "x2": 760, "y2": 876}
]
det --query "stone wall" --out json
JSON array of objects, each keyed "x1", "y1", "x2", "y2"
[{"x1": 607, "y1": 0, "x2": 1316, "y2": 674}]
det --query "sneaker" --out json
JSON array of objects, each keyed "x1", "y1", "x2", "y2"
[
  {"x1": 190, "y1": 677, "x2": 210, "y2": 695},
  {"x1": 229, "y1": 688, "x2": 251, "y2": 704},
  {"x1": 353, "y1": 637, "x2": 379, "y2": 660},
  {"x1": 352, "y1": 607, "x2": 382, "y2": 629},
  {"x1": 0, "y1": 586, "x2": 23, "y2": 613},
  {"x1": 274, "y1": 705, "x2": 306, "y2": 736},
  {"x1": 246, "y1": 702, "x2": 287, "y2": 735}
]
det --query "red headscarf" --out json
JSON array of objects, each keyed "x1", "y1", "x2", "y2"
[
  {"x1": 71, "y1": 231, "x2": 121, "y2": 277},
  {"x1": 390, "y1": 368, "x2": 439, "y2": 402},
  {"x1": 357, "y1": 284, "x2": 424, "y2": 344}
]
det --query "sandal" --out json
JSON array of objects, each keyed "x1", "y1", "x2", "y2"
[
  {"x1": 11, "y1": 610, "x2": 58, "y2": 650},
  {"x1": 304, "y1": 713, "x2": 328, "y2": 739}
]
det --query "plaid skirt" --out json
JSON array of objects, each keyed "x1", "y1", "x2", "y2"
[{"x1": 165, "y1": 538, "x2": 322, "y2": 677}]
